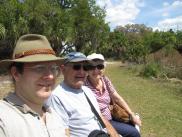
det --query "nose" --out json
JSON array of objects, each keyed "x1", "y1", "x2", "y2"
[
  {"x1": 42, "y1": 69, "x2": 55, "y2": 80},
  {"x1": 78, "y1": 67, "x2": 87, "y2": 74},
  {"x1": 43, "y1": 73, "x2": 54, "y2": 80},
  {"x1": 46, "y1": 73, "x2": 54, "y2": 79}
]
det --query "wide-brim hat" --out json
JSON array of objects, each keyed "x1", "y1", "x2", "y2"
[{"x1": 0, "y1": 34, "x2": 63, "y2": 69}]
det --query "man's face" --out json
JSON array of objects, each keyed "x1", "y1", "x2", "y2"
[
  {"x1": 61, "y1": 62, "x2": 89, "y2": 89},
  {"x1": 11, "y1": 61, "x2": 60, "y2": 105}
]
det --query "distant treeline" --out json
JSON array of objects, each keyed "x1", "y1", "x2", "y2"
[{"x1": 0, "y1": 0, "x2": 182, "y2": 63}]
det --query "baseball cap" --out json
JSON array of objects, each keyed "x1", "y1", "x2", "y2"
[
  {"x1": 64, "y1": 52, "x2": 90, "y2": 64},
  {"x1": 87, "y1": 53, "x2": 105, "y2": 61}
]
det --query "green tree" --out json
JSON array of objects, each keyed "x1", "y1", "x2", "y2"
[
  {"x1": 149, "y1": 31, "x2": 165, "y2": 53},
  {"x1": 175, "y1": 30, "x2": 182, "y2": 53},
  {"x1": 114, "y1": 24, "x2": 152, "y2": 63},
  {"x1": 0, "y1": 23, "x2": 5, "y2": 39},
  {"x1": 161, "y1": 30, "x2": 176, "y2": 55},
  {"x1": 67, "y1": 0, "x2": 109, "y2": 52},
  {"x1": 107, "y1": 30, "x2": 127, "y2": 59}
]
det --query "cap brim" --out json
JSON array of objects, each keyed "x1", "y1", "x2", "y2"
[
  {"x1": 65, "y1": 58, "x2": 92, "y2": 64},
  {"x1": 70, "y1": 58, "x2": 89, "y2": 62}
]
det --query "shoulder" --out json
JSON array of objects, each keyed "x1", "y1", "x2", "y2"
[
  {"x1": 102, "y1": 75, "x2": 110, "y2": 82},
  {"x1": 0, "y1": 100, "x2": 14, "y2": 111},
  {"x1": 52, "y1": 84, "x2": 62, "y2": 93},
  {"x1": 51, "y1": 83, "x2": 68, "y2": 98},
  {"x1": 82, "y1": 86, "x2": 98, "y2": 103},
  {"x1": 0, "y1": 100, "x2": 22, "y2": 123},
  {"x1": 82, "y1": 86, "x2": 94, "y2": 96}
]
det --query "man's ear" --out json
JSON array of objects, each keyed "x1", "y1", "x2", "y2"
[{"x1": 10, "y1": 66, "x2": 21, "y2": 82}]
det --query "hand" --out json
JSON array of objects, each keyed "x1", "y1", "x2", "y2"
[{"x1": 131, "y1": 114, "x2": 142, "y2": 126}]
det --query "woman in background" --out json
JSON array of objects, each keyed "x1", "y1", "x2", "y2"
[{"x1": 85, "y1": 53, "x2": 141, "y2": 137}]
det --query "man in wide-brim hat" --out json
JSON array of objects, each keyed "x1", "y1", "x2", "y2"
[{"x1": 0, "y1": 34, "x2": 69, "y2": 137}]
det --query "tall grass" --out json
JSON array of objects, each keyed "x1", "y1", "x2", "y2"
[{"x1": 105, "y1": 62, "x2": 182, "y2": 137}]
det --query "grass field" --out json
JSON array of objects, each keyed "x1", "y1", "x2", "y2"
[
  {"x1": 0, "y1": 62, "x2": 182, "y2": 137},
  {"x1": 105, "y1": 62, "x2": 182, "y2": 137}
]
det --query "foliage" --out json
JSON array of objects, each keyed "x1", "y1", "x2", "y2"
[
  {"x1": 175, "y1": 31, "x2": 182, "y2": 53},
  {"x1": 0, "y1": 23, "x2": 5, "y2": 39},
  {"x1": 106, "y1": 31, "x2": 127, "y2": 59},
  {"x1": 69, "y1": 0, "x2": 109, "y2": 52},
  {"x1": 114, "y1": 24, "x2": 153, "y2": 63},
  {"x1": 149, "y1": 31, "x2": 165, "y2": 52},
  {"x1": 140, "y1": 62, "x2": 162, "y2": 78},
  {"x1": 0, "y1": 0, "x2": 182, "y2": 64},
  {"x1": 0, "y1": 0, "x2": 108, "y2": 58}
]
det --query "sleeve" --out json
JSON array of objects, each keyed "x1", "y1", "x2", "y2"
[
  {"x1": 103, "y1": 76, "x2": 117, "y2": 94},
  {"x1": 48, "y1": 95, "x2": 69, "y2": 128},
  {"x1": 0, "y1": 119, "x2": 7, "y2": 137}
]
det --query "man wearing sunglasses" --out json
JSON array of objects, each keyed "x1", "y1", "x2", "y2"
[
  {"x1": 46, "y1": 52, "x2": 120, "y2": 137},
  {"x1": 0, "y1": 34, "x2": 69, "y2": 137}
]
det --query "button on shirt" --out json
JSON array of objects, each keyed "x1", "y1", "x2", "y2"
[{"x1": 0, "y1": 92, "x2": 67, "y2": 137}]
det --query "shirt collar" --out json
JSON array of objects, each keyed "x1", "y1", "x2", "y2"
[
  {"x1": 3, "y1": 92, "x2": 50, "y2": 115},
  {"x1": 62, "y1": 81, "x2": 83, "y2": 93}
]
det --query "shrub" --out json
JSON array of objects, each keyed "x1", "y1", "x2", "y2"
[{"x1": 140, "y1": 62, "x2": 161, "y2": 78}]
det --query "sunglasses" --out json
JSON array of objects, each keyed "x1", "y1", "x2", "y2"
[
  {"x1": 90, "y1": 64, "x2": 104, "y2": 70},
  {"x1": 24, "y1": 65, "x2": 60, "y2": 77},
  {"x1": 68, "y1": 64, "x2": 90, "y2": 71}
]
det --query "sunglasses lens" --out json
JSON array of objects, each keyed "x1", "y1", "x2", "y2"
[
  {"x1": 97, "y1": 64, "x2": 104, "y2": 70},
  {"x1": 87, "y1": 65, "x2": 95, "y2": 70},
  {"x1": 89, "y1": 64, "x2": 104, "y2": 70},
  {"x1": 73, "y1": 64, "x2": 81, "y2": 70},
  {"x1": 83, "y1": 65, "x2": 90, "y2": 71},
  {"x1": 72, "y1": 64, "x2": 89, "y2": 71}
]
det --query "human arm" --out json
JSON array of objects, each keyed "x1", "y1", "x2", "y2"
[
  {"x1": 103, "y1": 76, "x2": 142, "y2": 126},
  {"x1": 111, "y1": 91, "x2": 142, "y2": 126},
  {"x1": 100, "y1": 115, "x2": 120, "y2": 137}
]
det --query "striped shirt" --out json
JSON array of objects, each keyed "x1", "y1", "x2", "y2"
[{"x1": 85, "y1": 76, "x2": 117, "y2": 120}]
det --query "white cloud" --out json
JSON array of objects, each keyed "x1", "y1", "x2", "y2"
[
  {"x1": 172, "y1": 0, "x2": 182, "y2": 7},
  {"x1": 162, "y1": 1, "x2": 182, "y2": 12},
  {"x1": 154, "y1": 1, "x2": 182, "y2": 16},
  {"x1": 96, "y1": 0, "x2": 182, "y2": 31},
  {"x1": 162, "y1": 12, "x2": 169, "y2": 17},
  {"x1": 157, "y1": 16, "x2": 182, "y2": 31},
  {"x1": 96, "y1": 0, "x2": 143, "y2": 29},
  {"x1": 163, "y1": 2, "x2": 169, "y2": 7}
]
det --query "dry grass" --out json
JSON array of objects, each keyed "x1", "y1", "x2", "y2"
[{"x1": 0, "y1": 75, "x2": 13, "y2": 98}]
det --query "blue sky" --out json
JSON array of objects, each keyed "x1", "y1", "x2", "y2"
[{"x1": 96, "y1": 0, "x2": 182, "y2": 31}]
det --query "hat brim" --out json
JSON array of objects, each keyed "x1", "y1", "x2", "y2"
[{"x1": 0, "y1": 54, "x2": 64, "y2": 69}]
